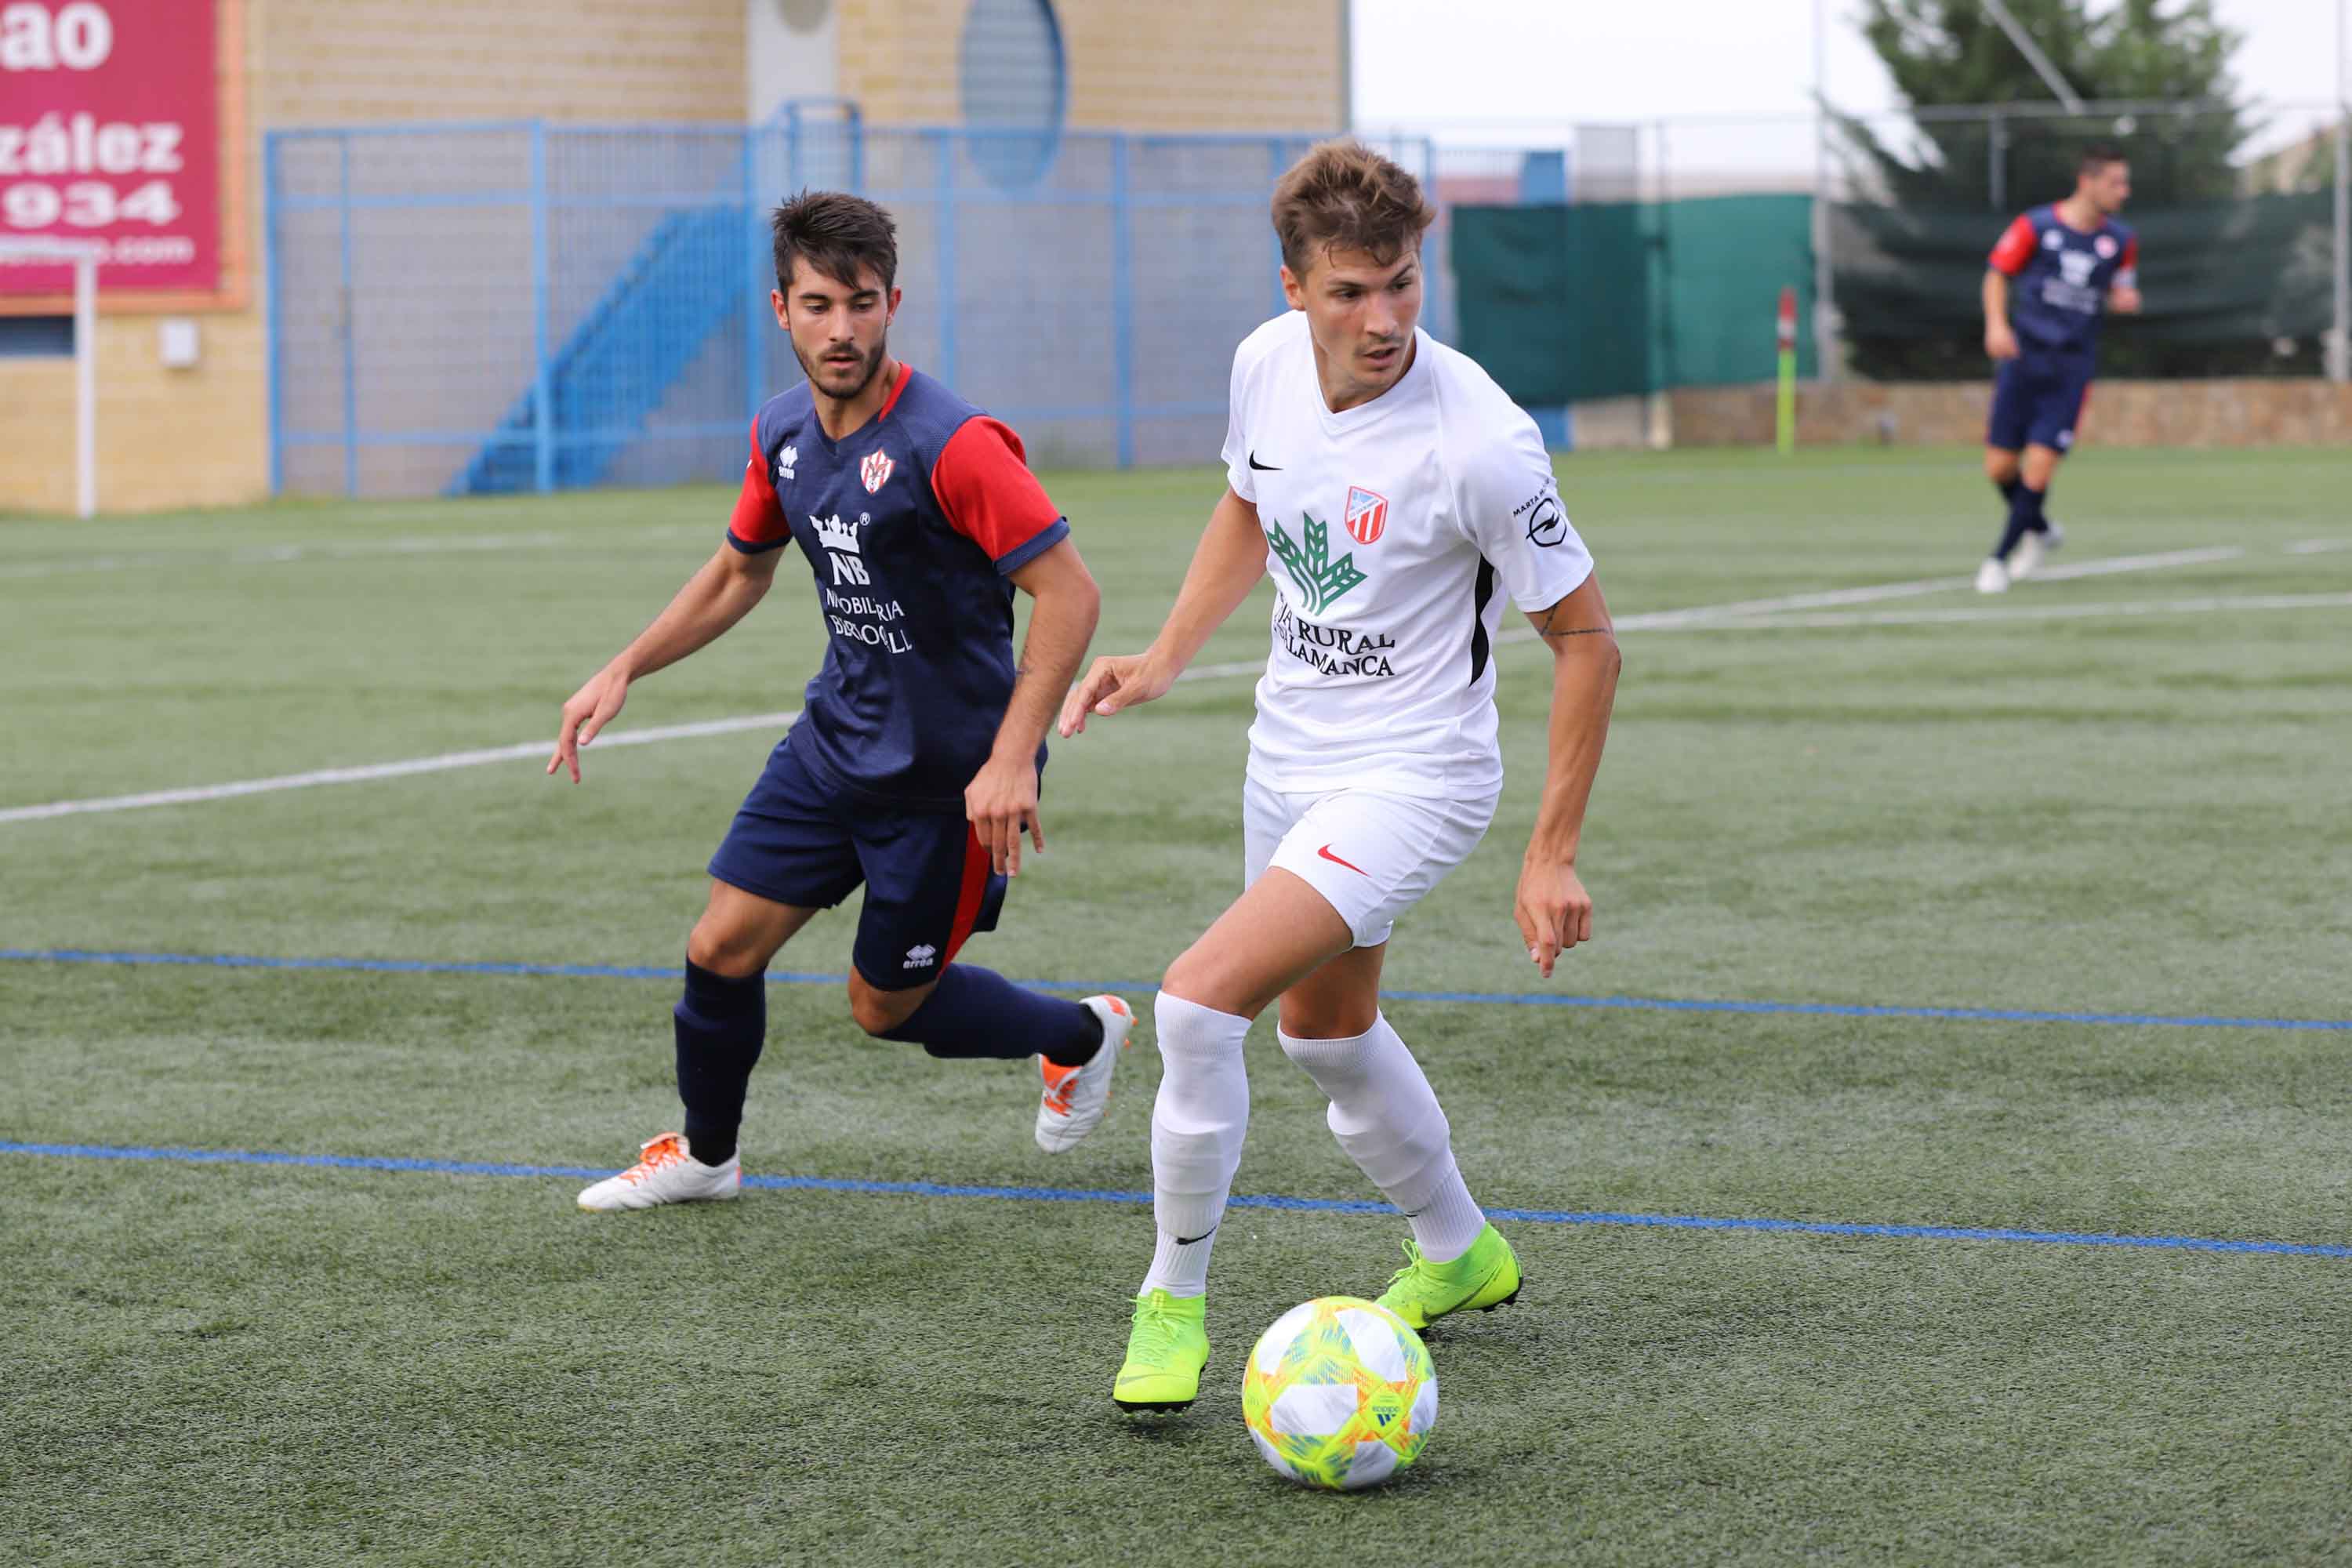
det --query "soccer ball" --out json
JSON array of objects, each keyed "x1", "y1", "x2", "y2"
[{"x1": 1242, "y1": 1296, "x2": 1436, "y2": 1490}]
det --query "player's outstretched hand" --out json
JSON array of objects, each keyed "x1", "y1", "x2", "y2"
[
  {"x1": 1513, "y1": 857, "x2": 1593, "y2": 981},
  {"x1": 1985, "y1": 321, "x2": 2021, "y2": 361},
  {"x1": 1058, "y1": 652, "x2": 1174, "y2": 736},
  {"x1": 967, "y1": 753, "x2": 1044, "y2": 877},
  {"x1": 547, "y1": 665, "x2": 630, "y2": 783},
  {"x1": 2109, "y1": 286, "x2": 2143, "y2": 315}
]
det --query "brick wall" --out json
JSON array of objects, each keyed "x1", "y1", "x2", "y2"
[
  {"x1": 2, "y1": 0, "x2": 1345, "y2": 517},
  {"x1": 1669, "y1": 379, "x2": 2352, "y2": 449},
  {"x1": 836, "y1": 0, "x2": 1341, "y2": 133},
  {"x1": 256, "y1": 0, "x2": 749, "y2": 126},
  {"x1": 1, "y1": 0, "x2": 749, "y2": 519}
]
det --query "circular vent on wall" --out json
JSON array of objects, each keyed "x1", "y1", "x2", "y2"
[
  {"x1": 775, "y1": 0, "x2": 831, "y2": 32},
  {"x1": 959, "y1": 0, "x2": 1066, "y2": 190}
]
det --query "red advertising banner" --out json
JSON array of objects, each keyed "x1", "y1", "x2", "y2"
[{"x1": 2, "y1": 1, "x2": 220, "y2": 296}]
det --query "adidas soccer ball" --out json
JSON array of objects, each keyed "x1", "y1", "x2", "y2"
[{"x1": 1242, "y1": 1296, "x2": 1436, "y2": 1490}]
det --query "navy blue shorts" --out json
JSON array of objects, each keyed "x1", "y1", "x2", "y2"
[
  {"x1": 707, "y1": 739, "x2": 1007, "y2": 992},
  {"x1": 1988, "y1": 355, "x2": 2093, "y2": 454}
]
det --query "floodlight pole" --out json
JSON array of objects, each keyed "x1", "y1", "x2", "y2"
[
  {"x1": 2331, "y1": 0, "x2": 2350, "y2": 383},
  {"x1": 1812, "y1": 0, "x2": 1840, "y2": 382},
  {"x1": 1980, "y1": 0, "x2": 2086, "y2": 114}
]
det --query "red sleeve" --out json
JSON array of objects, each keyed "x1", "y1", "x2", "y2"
[
  {"x1": 2119, "y1": 236, "x2": 2140, "y2": 274},
  {"x1": 1988, "y1": 214, "x2": 2036, "y2": 276},
  {"x1": 931, "y1": 417, "x2": 1069, "y2": 574},
  {"x1": 726, "y1": 417, "x2": 789, "y2": 552}
]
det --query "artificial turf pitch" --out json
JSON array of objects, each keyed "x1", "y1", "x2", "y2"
[{"x1": 5, "y1": 447, "x2": 2350, "y2": 1564}]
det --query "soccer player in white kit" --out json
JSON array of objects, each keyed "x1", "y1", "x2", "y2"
[{"x1": 1058, "y1": 141, "x2": 1621, "y2": 1412}]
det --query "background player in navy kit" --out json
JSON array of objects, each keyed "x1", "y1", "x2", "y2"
[
  {"x1": 551, "y1": 192, "x2": 1134, "y2": 1212},
  {"x1": 1977, "y1": 144, "x2": 2143, "y2": 594}
]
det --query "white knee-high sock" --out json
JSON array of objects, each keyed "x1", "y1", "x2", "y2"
[
  {"x1": 1279, "y1": 1013, "x2": 1486, "y2": 1263},
  {"x1": 1141, "y1": 991, "x2": 1252, "y2": 1299}
]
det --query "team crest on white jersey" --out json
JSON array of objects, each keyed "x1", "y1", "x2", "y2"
[
  {"x1": 860, "y1": 451, "x2": 895, "y2": 494},
  {"x1": 1343, "y1": 485, "x2": 1388, "y2": 546}
]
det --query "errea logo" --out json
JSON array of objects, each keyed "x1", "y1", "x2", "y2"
[
  {"x1": 902, "y1": 944, "x2": 938, "y2": 970},
  {"x1": 777, "y1": 445, "x2": 797, "y2": 485}
]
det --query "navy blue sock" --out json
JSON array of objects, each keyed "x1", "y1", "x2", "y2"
[
  {"x1": 674, "y1": 960, "x2": 766, "y2": 1166},
  {"x1": 1996, "y1": 474, "x2": 2023, "y2": 509},
  {"x1": 1991, "y1": 484, "x2": 2045, "y2": 562},
  {"x1": 878, "y1": 964, "x2": 1103, "y2": 1065}
]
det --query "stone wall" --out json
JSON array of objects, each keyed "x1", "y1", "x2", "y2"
[{"x1": 1669, "y1": 379, "x2": 2352, "y2": 449}]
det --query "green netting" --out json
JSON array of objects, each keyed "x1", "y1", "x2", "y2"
[
  {"x1": 1659, "y1": 195, "x2": 1819, "y2": 388},
  {"x1": 1451, "y1": 194, "x2": 1817, "y2": 403},
  {"x1": 1450, "y1": 204, "x2": 1648, "y2": 403},
  {"x1": 1831, "y1": 194, "x2": 2337, "y2": 379}
]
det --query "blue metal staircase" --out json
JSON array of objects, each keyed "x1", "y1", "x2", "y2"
[{"x1": 449, "y1": 205, "x2": 748, "y2": 495}]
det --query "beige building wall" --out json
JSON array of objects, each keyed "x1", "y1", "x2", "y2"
[
  {"x1": 835, "y1": 0, "x2": 1341, "y2": 132},
  {"x1": 3, "y1": 0, "x2": 1341, "y2": 517},
  {"x1": 3, "y1": 0, "x2": 749, "y2": 518}
]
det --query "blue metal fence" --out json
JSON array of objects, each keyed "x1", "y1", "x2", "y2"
[{"x1": 265, "y1": 115, "x2": 1439, "y2": 498}]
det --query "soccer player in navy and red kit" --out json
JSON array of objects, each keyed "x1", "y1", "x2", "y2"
[
  {"x1": 1976, "y1": 143, "x2": 2142, "y2": 593},
  {"x1": 551, "y1": 192, "x2": 1135, "y2": 1213}
]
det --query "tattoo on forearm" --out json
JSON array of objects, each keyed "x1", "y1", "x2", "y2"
[{"x1": 1534, "y1": 607, "x2": 1613, "y2": 641}]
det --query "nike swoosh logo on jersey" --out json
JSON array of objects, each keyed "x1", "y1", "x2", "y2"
[
  {"x1": 1248, "y1": 451, "x2": 1281, "y2": 470},
  {"x1": 1316, "y1": 845, "x2": 1369, "y2": 876}
]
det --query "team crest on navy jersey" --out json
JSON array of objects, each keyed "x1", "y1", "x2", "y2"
[
  {"x1": 860, "y1": 451, "x2": 895, "y2": 493},
  {"x1": 1343, "y1": 485, "x2": 1388, "y2": 545}
]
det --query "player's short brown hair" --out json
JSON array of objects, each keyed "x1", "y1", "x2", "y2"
[
  {"x1": 1270, "y1": 140, "x2": 1437, "y2": 280},
  {"x1": 2078, "y1": 143, "x2": 2129, "y2": 177},
  {"x1": 771, "y1": 189, "x2": 898, "y2": 294}
]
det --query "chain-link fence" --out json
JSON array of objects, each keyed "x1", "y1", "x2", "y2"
[
  {"x1": 1396, "y1": 99, "x2": 2350, "y2": 412},
  {"x1": 267, "y1": 113, "x2": 1436, "y2": 498}
]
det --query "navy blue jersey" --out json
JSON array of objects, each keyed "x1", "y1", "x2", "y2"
[
  {"x1": 727, "y1": 366, "x2": 1069, "y2": 812},
  {"x1": 1990, "y1": 205, "x2": 2139, "y2": 360}
]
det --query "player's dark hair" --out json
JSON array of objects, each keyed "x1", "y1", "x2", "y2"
[
  {"x1": 771, "y1": 190, "x2": 898, "y2": 294},
  {"x1": 1271, "y1": 139, "x2": 1436, "y2": 279},
  {"x1": 2079, "y1": 143, "x2": 2128, "y2": 176}
]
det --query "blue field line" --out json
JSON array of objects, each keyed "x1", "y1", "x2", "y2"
[
  {"x1": 4, "y1": 947, "x2": 2349, "y2": 1034},
  {"x1": 2, "y1": 1139, "x2": 2344, "y2": 1260}
]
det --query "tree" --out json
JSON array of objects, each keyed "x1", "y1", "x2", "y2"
[{"x1": 1834, "y1": 0, "x2": 2314, "y2": 379}]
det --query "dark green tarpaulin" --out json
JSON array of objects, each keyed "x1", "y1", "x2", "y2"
[
  {"x1": 1450, "y1": 194, "x2": 1817, "y2": 403},
  {"x1": 1455, "y1": 191, "x2": 2337, "y2": 394}
]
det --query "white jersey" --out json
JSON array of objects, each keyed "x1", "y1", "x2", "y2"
[{"x1": 1222, "y1": 310, "x2": 1595, "y2": 800}]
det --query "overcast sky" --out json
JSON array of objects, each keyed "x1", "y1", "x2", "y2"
[{"x1": 1353, "y1": 0, "x2": 2348, "y2": 129}]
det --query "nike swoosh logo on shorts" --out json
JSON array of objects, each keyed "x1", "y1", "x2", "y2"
[{"x1": 1316, "y1": 844, "x2": 1369, "y2": 876}]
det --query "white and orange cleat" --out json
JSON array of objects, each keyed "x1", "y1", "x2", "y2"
[
  {"x1": 1035, "y1": 995, "x2": 1135, "y2": 1153},
  {"x1": 576, "y1": 1132, "x2": 740, "y2": 1212}
]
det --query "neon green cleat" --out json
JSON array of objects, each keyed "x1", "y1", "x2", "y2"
[
  {"x1": 1112, "y1": 1289, "x2": 1210, "y2": 1413},
  {"x1": 1374, "y1": 1224, "x2": 1522, "y2": 1330}
]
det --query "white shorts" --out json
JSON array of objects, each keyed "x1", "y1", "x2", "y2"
[{"x1": 1243, "y1": 775, "x2": 1500, "y2": 949}]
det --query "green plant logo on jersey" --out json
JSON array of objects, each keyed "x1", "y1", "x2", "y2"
[{"x1": 1265, "y1": 514, "x2": 1367, "y2": 615}]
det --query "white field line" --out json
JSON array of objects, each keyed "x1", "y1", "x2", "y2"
[
  {"x1": 0, "y1": 543, "x2": 2266, "y2": 826},
  {"x1": 1651, "y1": 590, "x2": 2352, "y2": 633},
  {"x1": 0, "y1": 526, "x2": 717, "y2": 581},
  {"x1": 2285, "y1": 539, "x2": 2350, "y2": 557},
  {"x1": 0, "y1": 712, "x2": 798, "y2": 826}
]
